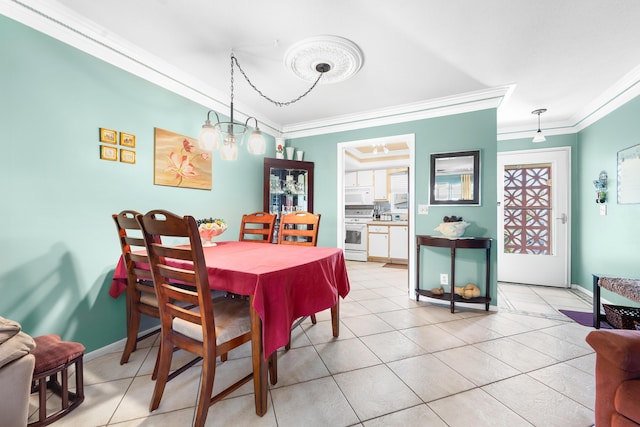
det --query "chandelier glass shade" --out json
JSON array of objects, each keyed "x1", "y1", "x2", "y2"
[{"x1": 531, "y1": 108, "x2": 547, "y2": 143}]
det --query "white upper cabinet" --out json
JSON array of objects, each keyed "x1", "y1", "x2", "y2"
[
  {"x1": 374, "y1": 169, "x2": 387, "y2": 200},
  {"x1": 345, "y1": 171, "x2": 357, "y2": 187},
  {"x1": 357, "y1": 170, "x2": 374, "y2": 187}
]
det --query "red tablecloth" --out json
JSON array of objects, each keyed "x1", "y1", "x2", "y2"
[{"x1": 110, "y1": 241, "x2": 350, "y2": 357}]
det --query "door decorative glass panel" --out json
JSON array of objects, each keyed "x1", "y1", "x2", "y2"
[{"x1": 503, "y1": 164, "x2": 551, "y2": 255}]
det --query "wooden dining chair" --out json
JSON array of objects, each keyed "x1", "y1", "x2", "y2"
[
  {"x1": 239, "y1": 211, "x2": 276, "y2": 243},
  {"x1": 137, "y1": 209, "x2": 275, "y2": 427},
  {"x1": 278, "y1": 211, "x2": 321, "y2": 349},
  {"x1": 112, "y1": 210, "x2": 161, "y2": 366},
  {"x1": 277, "y1": 211, "x2": 321, "y2": 246}
]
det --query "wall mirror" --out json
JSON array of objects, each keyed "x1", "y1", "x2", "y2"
[
  {"x1": 429, "y1": 150, "x2": 480, "y2": 205},
  {"x1": 617, "y1": 144, "x2": 640, "y2": 204}
]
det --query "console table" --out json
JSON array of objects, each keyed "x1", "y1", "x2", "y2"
[{"x1": 415, "y1": 235, "x2": 492, "y2": 313}]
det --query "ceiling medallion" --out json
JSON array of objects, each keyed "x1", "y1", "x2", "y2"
[{"x1": 284, "y1": 35, "x2": 364, "y2": 84}]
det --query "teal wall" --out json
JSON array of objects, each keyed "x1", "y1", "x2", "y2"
[
  {"x1": 0, "y1": 16, "x2": 273, "y2": 351},
  {"x1": 290, "y1": 109, "x2": 499, "y2": 300},
  {"x1": 574, "y1": 97, "x2": 640, "y2": 306}
]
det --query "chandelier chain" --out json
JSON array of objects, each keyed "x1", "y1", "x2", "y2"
[{"x1": 231, "y1": 54, "x2": 324, "y2": 107}]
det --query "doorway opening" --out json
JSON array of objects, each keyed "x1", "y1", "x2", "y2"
[{"x1": 337, "y1": 134, "x2": 416, "y2": 298}]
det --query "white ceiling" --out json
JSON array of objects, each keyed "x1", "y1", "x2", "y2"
[{"x1": 7, "y1": 0, "x2": 640, "y2": 139}]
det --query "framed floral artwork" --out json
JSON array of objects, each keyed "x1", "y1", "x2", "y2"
[
  {"x1": 120, "y1": 132, "x2": 136, "y2": 147},
  {"x1": 100, "y1": 128, "x2": 117, "y2": 144},
  {"x1": 100, "y1": 145, "x2": 118, "y2": 161},
  {"x1": 120, "y1": 149, "x2": 136, "y2": 164},
  {"x1": 153, "y1": 127, "x2": 212, "y2": 190}
]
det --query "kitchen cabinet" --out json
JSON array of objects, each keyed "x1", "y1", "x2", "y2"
[
  {"x1": 358, "y1": 170, "x2": 374, "y2": 187},
  {"x1": 389, "y1": 225, "x2": 408, "y2": 261},
  {"x1": 345, "y1": 170, "x2": 375, "y2": 188},
  {"x1": 368, "y1": 228, "x2": 389, "y2": 259},
  {"x1": 344, "y1": 171, "x2": 357, "y2": 187},
  {"x1": 263, "y1": 158, "x2": 314, "y2": 243},
  {"x1": 374, "y1": 169, "x2": 387, "y2": 200}
]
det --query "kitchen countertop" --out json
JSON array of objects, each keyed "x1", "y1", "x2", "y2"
[{"x1": 367, "y1": 221, "x2": 408, "y2": 226}]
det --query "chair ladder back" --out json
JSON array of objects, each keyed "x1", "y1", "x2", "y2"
[
  {"x1": 239, "y1": 212, "x2": 276, "y2": 243},
  {"x1": 278, "y1": 211, "x2": 321, "y2": 246}
]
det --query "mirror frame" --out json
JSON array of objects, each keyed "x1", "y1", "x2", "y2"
[
  {"x1": 617, "y1": 143, "x2": 640, "y2": 204},
  {"x1": 429, "y1": 150, "x2": 480, "y2": 206}
]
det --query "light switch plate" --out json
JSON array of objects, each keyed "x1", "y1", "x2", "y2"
[
  {"x1": 418, "y1": 204, "x2": 429, "y2": 215},
  {"x1": 600, "y1": 204, "x2": 607, "y2": 216}
]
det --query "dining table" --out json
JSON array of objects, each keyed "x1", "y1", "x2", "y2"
[{"x1": 109, "y1": 240, "x2": 351, "y2": 416}]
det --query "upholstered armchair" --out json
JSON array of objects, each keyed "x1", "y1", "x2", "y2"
[{"x1": 586, "y1": 329, "x2": 640, "y2": 427}]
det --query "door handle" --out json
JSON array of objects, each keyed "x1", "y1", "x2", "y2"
[{"x1": 556, "y1": 213, "x2": 567, "y2": 224}]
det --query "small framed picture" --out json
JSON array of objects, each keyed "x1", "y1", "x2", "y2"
[
  {"x1": 120, "y1": 132, "x2": 136, "y2": 148},
  {"x1": 99, "y1": 128, "x2": 117, "y2": 144},
  {"x1": 120, "y1": 149, "x2": 136, "y2": 164},
  {"x1": 100, "y1": 145, "x2": 118, "y2": 161}
]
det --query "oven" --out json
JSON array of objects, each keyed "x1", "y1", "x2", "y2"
[{"x1": 344, "y1": 206, "x2": 373, "y2": 262}]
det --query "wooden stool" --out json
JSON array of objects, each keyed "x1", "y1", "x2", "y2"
[{"x1": 29, "y1": 334, "x2": 85, "y2": 427}]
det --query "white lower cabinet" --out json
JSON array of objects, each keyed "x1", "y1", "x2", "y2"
[
  {"x1": 368, "y1": 225, "x2": 389, "y2": 259},
  {"x1": 389, "y1": 226, "x2": 408, "y2": 260}
]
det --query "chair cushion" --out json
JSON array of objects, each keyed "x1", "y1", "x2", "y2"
[
  {"x1": 140, "y1": 293, "x2": 159, "y2": 307},
  {"x1": 173, "y1": 298, "x2": 251, "y2": 346},
  {"x1": 32, "y1": 335, "x2": 85, "y2": 374},
  {"x1": 615, "y1": 380, "x2": 640, "y2": 424}
]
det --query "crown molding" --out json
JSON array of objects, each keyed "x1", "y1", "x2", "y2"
[
  {"x1": 6, "y1": 1, "x2": 639, "y2": 142},
  {"x1": 2, "y1": 0, "x2": 283, "y2": 137},
  {"x1": 282, "y1": 86, "x2": 511, "y2": 139},
  {"x1": 498, "y1": 64, "x2": 640, "y2": 141}
]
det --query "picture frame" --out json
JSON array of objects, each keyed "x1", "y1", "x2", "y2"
[
  {"x1": 120, "y1": 149, "x2": 136, "y2": 164},
  {"x1": 154, "y1": 127, "x2": 212, "y2": 190},
  {"x1": 120, "y1": 132, "x2": 136, "y2": 148},
  {"x1": 429, "y1": 149, "x2": 481, "y2": 206},
  {"x1": 99, "y1": 128, "x2": 117, "y2": 144},
  {"x1": 100, "y1": 145, "x2": 118, "y2": 161}
]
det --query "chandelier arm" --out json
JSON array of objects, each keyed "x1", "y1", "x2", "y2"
[
  {"x1": 231, "y1": 55, "x2": 325, "y2": 107},
  {"x1": 207, "y1": 110, "x2": 221, "y2": 123}
]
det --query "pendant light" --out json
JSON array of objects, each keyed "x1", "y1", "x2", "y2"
[{"x1": 531, "y1": 108, "x2": 547, "y2": 143}]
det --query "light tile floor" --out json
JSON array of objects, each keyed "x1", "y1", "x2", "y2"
[{"x1": 37, "y1": 261, "x2": 597, "y2": 427}]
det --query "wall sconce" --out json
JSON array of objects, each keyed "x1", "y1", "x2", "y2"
[{"x1": 593, "y1": 170, "x2": 607, "y2": 203}]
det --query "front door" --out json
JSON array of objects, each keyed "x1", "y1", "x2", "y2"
[{"x1": 497, "y1": 147, "x2": 571, "y2": 287}]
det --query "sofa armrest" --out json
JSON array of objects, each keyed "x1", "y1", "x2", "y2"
[
  {"x1": 586, "y1": 330, "x2": 640, "y2": 372},
  {"x1": 0, "y1": 353, "x2": 35, "y2": 427}
]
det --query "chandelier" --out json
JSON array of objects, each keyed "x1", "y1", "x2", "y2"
[{"x1": 198, "y1": 52, "x2": 330, "y2": 160}]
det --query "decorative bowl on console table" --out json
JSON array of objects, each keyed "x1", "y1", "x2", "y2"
[{"x1": 434, "y1": 221, "x2": 469, "y2": 238}]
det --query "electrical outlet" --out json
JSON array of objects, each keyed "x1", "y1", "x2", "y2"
[
  {"x1": 418, "y1": 204, "x2": 429, "y2": 215},
  {"x1": 440, "y1": 273, "x2": 449, "y2": 285}
]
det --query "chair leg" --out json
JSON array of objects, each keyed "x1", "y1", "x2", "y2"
[
  {"x1": 194, "y1": 356, "x2": 216, "y2": 427},
  {"x1": 151, "y1": 345, "x2": 161, "y2": 381},
  {"x1": 120, "y1": 306, "x2": 142, "y2": 365},
  {"x1": 149, "y1": 339, "x2": 173, "y2": 412},
  {"x1": 310, "y1": 314, "x2": 317, "y2": 324}
]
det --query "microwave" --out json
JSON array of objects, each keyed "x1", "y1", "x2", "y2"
[{"x1": 345, "y1": 187, "x2": 374, "y2": 206}]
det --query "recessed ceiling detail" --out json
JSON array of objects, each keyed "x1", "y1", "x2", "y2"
[{"x1": 284, "y1": 35, "x2": 363, "y2": 84}]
